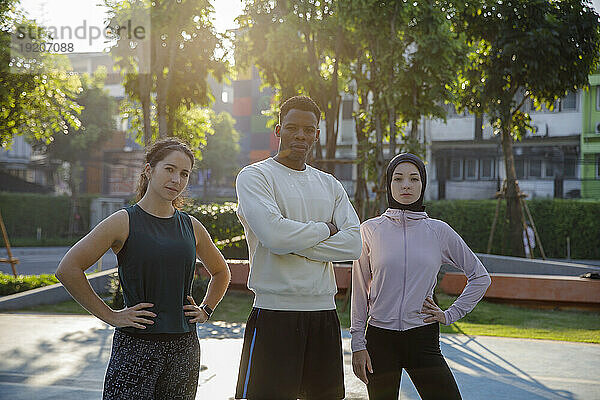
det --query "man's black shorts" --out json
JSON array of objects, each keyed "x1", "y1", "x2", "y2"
[{"x1": 235, "y1": 307, "x2": 345, "y2": 400}]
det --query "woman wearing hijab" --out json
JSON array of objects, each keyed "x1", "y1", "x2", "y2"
[{"x1": 350, "y1": 153, "x2": 491, "y2": 400}]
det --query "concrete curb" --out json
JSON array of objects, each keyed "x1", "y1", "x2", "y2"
[
  {"x1": 467, "y1": 253, "x2": 600, "y2": 276},
  {"x1": 0, "y1": 268, "x2": 117, "y2": 311}
]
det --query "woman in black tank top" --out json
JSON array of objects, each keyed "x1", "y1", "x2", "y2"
[{"x1": 56, "y1": 138, "x2": 231, "y2": 399}]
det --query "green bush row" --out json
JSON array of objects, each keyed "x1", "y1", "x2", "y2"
[
  {"x1": 0, "y1": 192, "x2": 95, "y2": 240},
  {"x1": 184, "y1": 199, "x2": 600, "y2": 260},
  {"x1": 181, "y1": 202, "x2": 243, "y2": 243},
  {"x1": 426, "y1": 199, "x2": 600, "y2": 259},
  {"x1": 181, "y1": 201, "x2": 248, "y2": 259},
  {"x1": 2, "y1": 192, "x2": 597, "y2": 259},
  {"x1": 0, "y1": 273, "x2": 59, "y2": 296}
]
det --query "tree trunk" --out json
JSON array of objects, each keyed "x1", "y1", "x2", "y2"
[
  {"x1": 500, "y1": 126, "x2": 527, "y2": 257},
  {"x1": 355, "y1": 113, "x2": 370, "y2": 220},
  {"x1": 374, "y1": 110, "x2": 386, "y2": 214},
  {"x1": 387, "y1": 3, "x2": 398, "y2": 159},
  {"x1": 157, "y1": 73, "x2": 168, "y2": 138},
  {"x1": 164, "y1": 26, "x2": 178, "y2": 136},
  {"x1": 140, "y1": 74, "x2": 152, "y2": 147},
  {"x1": 388, "y1": 107, "x2": 397, "y2": 158},
  {"x1": 324, "y1": 102, "x2": 340, "y2": 174},
  {"x1": 68, "y1": 161, "x2": 83, "y2": 236},
  {"x1": 322, "y1": 30, "x2": 343, "y2": 175}
]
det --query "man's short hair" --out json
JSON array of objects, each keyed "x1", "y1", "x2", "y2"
[{"x1": 279, "y1": 95, "x2": 321, "y2": 124}]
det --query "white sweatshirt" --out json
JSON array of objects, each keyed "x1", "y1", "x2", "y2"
[
  {"x1": 351, "y1": 209, "x2": 491, "y2": 352},
  {"x1": 236, "y1": 157, "x2": 362, "y2": 311}
]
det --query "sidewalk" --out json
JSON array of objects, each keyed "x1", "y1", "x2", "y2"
[{"x1": 1, "y1": 313, "x2": 599, "y2": 399}]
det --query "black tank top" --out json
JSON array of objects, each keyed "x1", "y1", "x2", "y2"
[{"x1": 117, "y1": 204, "x2": 197, "y2": 334}]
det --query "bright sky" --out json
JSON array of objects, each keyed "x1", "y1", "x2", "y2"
[
  {"x1": 16, "y1": 0, "x2": 600, "y2": 53},
  {"x1": 18, "y1": 0, "x2": 244, "y2": 53}
]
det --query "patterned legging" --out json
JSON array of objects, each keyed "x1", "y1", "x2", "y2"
[{"x1": 103, "y1": 330, "x2": 200, "y2": 400}]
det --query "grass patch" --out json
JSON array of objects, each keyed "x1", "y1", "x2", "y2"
[
  {"x1": 210, "y1": 290, "x2": 254, "y2": 322},
  {"x1": 435, "y1": 293, "x2": 600, "y2": 343},
  {"x1": 14, "y1": 291, "x2": 600, "y2": 343},
  {"x1": 336, "y1": 293, "x2": 600, "y2": 343}
]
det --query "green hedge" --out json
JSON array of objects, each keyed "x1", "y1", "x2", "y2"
[
  {"x1": 0, "y1": 273, "x2": 59, "y2": 296},
  {"x1": 2, "y1": 193, "x2": 596, "y2": 260},
  {"x1": 181, "y1": 202, "x2": 243, "y2": 243},
  {"x1": 426, "y1": 199, "x2": 600, "y2": 259},
  {"x1": 184, "y1": 199, "x2": 600, "y2": 260},
  {"x1": 182, "y1": 201, "x2": 248, "y2": 259},
  {"x1": 0, "y1": 192, "x2": 95, "y2": 241}
]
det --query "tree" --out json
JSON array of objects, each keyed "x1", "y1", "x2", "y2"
[
  {"x1": 453, "y1": 0, "x2": 600, "y2": 256},
  {"x1": 197, "y1": 111, "x2": 240, "y2": 196},
  {"x1": 340, "y1": 0, "x2": 465, "y2": 215},
  {"x1": 106, "y1": 0, "x2": 227, "y2": 145},
  {"x1": 236, "y1": 0, "x2": 351, "y2": 173},
  {"x1": 40, "y1": 67, "x2": 115, "y2": 234},
  {"x1": 0, "y1": 0, "x2": 82, "y2": 147}
]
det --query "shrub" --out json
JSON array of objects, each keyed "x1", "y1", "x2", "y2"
[
  {"x1": 181, "y1": 201, "x2": 244, "y2": 243},
  {"x1": 0, "y1": 192, "x2": 96, "y2": 241},
  {"x1": 182, "y1": 201, "x2": 248, "y2": 259},
  {"x1": 107, "y1": 272, "x2": 124, "y2": 309},
  {"x1": 191, "y1": 271, "x2": 210, "y2": 303},
  {"x1": 426, "y1": 199, "x2": 600, "y2": 259},
  {"x1": 0, "y1": 273, "x2": 59, "y2": 296}
]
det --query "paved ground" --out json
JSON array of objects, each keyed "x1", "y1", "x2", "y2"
[{"x1": 0, "y1": 313, "x2": 599, "y2": 399}]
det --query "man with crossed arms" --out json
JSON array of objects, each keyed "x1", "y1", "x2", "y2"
[{"x1": 235, "y1": 95, "x2": 362, "y2": 399}]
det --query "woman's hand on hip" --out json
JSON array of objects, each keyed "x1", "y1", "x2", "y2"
[
  {"x1": 352, "y1": 349, "x2": 373, "y2": 385},
  {"x1": 110, "y1": 302, "x2": 156, "y2": 329},
  {"x1": 183, "y1": 295, "x2": 209, "y2": 323},
  {"x1": 421, "y1": 296, "x2": 446, "y2": 324}
]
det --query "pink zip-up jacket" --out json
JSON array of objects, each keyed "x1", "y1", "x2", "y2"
[{"x1": 350, "y1": 208, "x2": 491, "y2": 352}]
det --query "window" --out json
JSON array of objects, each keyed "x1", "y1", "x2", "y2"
[
  {"x1": 560, "y1": 92, "x2": 577, "y2": 111},
  {"x1": 545, "y1": 162, "x2": 554, "y2": 178},
  {"x1": 529, "y1": 99, "x2": 537, "y2": 112},
  {"x1": 221, "y1": 91, "x2": 229, "y2": 103},
  {"x1": 335, "y1": 163, "x2": 353, "y2": 181},
  {"x1": 465, "y1": 159, "x2": 478, "y2": 180},
  {"x1": 445, "y1": 103, "x2": 468, "y2": 117},
  {"x1": 450, "y1": 158, "x2": 463, "y2": 180},
  {"x1": 342, "y1": 100, "x2": 354, "y2": 120},
  {"x1": 529, "y1": 159, "x2": 542, "y2": 178},
  {"x1": 564, "y1": 158, "x2": 577, "y2": 178},
  {"x1": 596, "y1": 86, "x2": 600, "y2": 111},
  {"x1": 531, "y1": 99, "x2": 559, "y2": 113},
  {"x1": 597, "y1": 156, "x2": 600, "y2": 179},
  {"x1": 480, "y1": 158, "x2": 495, "y2": 179},
  {"x1": 515, "y1": 159, "x2": 525, "y2": 179},
  {"x1": 449, "y1": 104, "x2": 458, "y2": 117}
]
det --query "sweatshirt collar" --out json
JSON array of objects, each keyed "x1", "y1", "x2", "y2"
[{"x1": 383, "y1": 208, "x2": 428, "y2": 221}]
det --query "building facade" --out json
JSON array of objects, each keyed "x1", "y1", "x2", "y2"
[
  {"x1": 426, "y1": 92, "x2": 581, "y2": 200},
  {"x1": 581, "y1": 73, "x2": 600, "y2": 199}
]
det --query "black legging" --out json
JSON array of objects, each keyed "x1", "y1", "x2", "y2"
[
  {"x1": 103, "y1": 330, "x2": 200, "y2": 399},
  {"x1": 365, "y1": 323, "x2": 461, "y2": 400}
]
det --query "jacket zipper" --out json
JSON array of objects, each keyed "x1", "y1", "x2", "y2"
[{"x1": 399, "y1": 210, "x2": 407, "y2": 331}]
